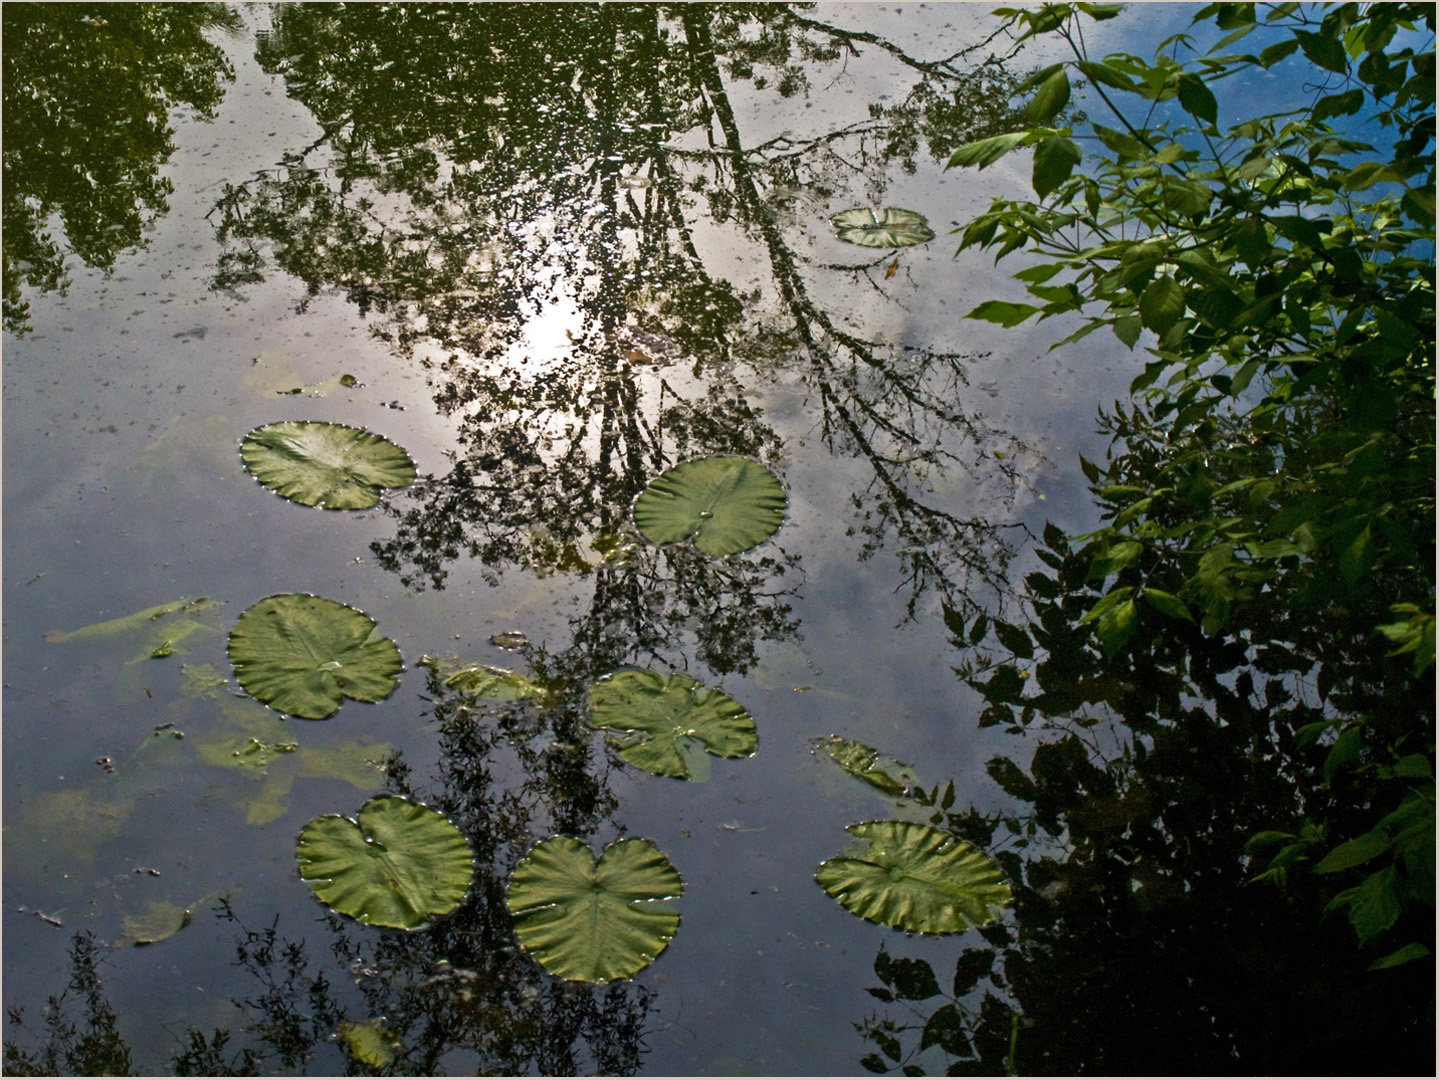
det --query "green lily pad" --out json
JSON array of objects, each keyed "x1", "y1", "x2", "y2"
[
  {"x1": 124, "y1": 900, "x2": 192, "y2": 947},
  {"x1": 506, "y1": 835, "x2": 683, "y2": 983},
  {"x1": 337, "y1": 1019, "x2": 396, "y2": 1068},
  {"x1": 419, "y1": 655, "x2": 548, "y2": 701},
  {"x1": 240, "y1": 420, "x2": 417, "y2": 509},
  {"x1": 228, "y1": 593, "x2": 402, "y2": 720},
  {"x1": 831, "y1": 207, "x2": 936, "y2": 248},
  {"x1": 632, "y1": 456, "x2": 786, "y2": 557},
  {"x1": 296, "y1": 796, "x2": 475, "y2": 930},
  {"x1": 812, "y1": 736, "x2": 920, "y2": 797},
  {"x1": 588, "y1": 670, "x2": 757, "y2": 780},
  {"x1": 815, "y1": 820, "x2": 1012, "y2": 934}
]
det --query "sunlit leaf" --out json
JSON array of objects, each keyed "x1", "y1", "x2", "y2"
[
  {"x1": 240, "y1": 420, "x2": 416, "y2": 510},
  {"x1": 228, "y1": 593, "x2": 402, "y2": 719},
  {"x1": 297, "y1": 796, "x2": 474, "y2": 930},
  {"x1": 815, "y1": 820, "x2": 1012, "y2": 933},
  {"x1": 831, "y1": 207, "x2": 936, "y2": 248},
  {"x1": 632, "y1": 456, "x2": 786, "y2": 557},
  {"x1": 589, "y1": 670, "x2": 757, "y2": 780},
  {"x1": 506, "y1": 835, "x2": 682, "y2": 983}
]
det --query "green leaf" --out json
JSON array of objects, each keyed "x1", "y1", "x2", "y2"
[
  {"x1": 1032, "y1": 135, "x2": 1083, "y2": 198},
  {"x1": 967, "y1": 300, "x2": 1042, "y2": 328},
  {"x1": 1075, "y1": 59, "x2": 1139, "y2": 92},
  {"x1": 1096, "y1": 598, "x2": 1138, "y2": 656},
  {"x1": 1091, "y1": 123, "x2": 1149, "y2": 161},
  {"x1": 337, "y1": 1020, "x2": 396, "y2": 1069},
  {"x1": 1234, "y1": 217, "x2": 1270, "y2": 266},
  {"x1": 1142, "y1": 588, "x2": 1193, "y2": 622},
  {"x1": 1139, "y1": 276, "x2": 1186, "y2": 334},
  {"x1": 588, "y1": 670, "x2": 757, "y2": 780},
  {"x1": 832, "y1": 207, "x2": 936, "y2": 248},
  {"x1": 632, "y1": 456, "x2": 786, "y2": 557},
  {"x1": 1027, "y1": 67, "x2": 1071, "y2": 123},
  {"x1": 815, "y1": 820, "x2": 1012, "y2": 933},
  {"x1": 296, "y1": 796, "x2": 475, "y2": 930},
  {"x1": 1314, "y1": 832, "x2": 1392, "y2": 874},
  {"x1": 1344, "y1": 162, "x2": 1403, "y2": 191},
  {"x1": 1339, "y1": 525, "x2": 1376, "y2": 584},
  {"x1": 1113, "y1": 314, "x2": 1143, "y2": 347},
  {"x1": 1324, "y1": 866, "x2": 1403, "y2": 943},
  {"x1": 420, "y1": 656, "x2": 547, "y2": 701},
  {"x1": 1175, "y1": 72, "x2": 1218, "y2": 124},
  {"x1": 506, "y1": 836, "x2": 682, "y2": 983},
  {"x1": 240, "y1": 421, "x2": 417, "y2": 510},
  {"x1": 813, "y1": 736, "x2": 919, "y2": 797},
  {"x1": 948, "y1": 131, "x2": 1029, "y2": 170},
  {"x1": 124, "y1": 900, "x2": 193, "y2": 947},
  {"x1": 1368, "y1": 943, "x2": 1430, "y2": 971},
  {"x1": 227, "y1": 594, "x2": 403, "y2": 720},
  {"x1": 1324, "y1": 725, "x2": 1365, "y2": 784},
  {"x1": 1258, "y1": 38, "x2": 1300, "y2": 66},
  {"x1": 1295, "y1": 28, "x2": 1348, "y2": 73}
]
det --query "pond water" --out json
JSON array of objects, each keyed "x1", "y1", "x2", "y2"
[{"x1": 1, "y1": 3, "x2": 1242, "y2": 1075}]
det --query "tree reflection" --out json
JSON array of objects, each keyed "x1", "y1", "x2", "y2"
[
  {"x1": 208, "y1": 1, "x2": 1036, "y2": 629},
  {"x1": 847, "y1": 403, "x2": 1435, "y2": 1076},
  {"x1": 1, "y1": 2, "x2": 240, "y2": 335}
]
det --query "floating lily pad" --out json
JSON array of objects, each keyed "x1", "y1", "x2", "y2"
[
  {"x1": 419, "y1": 655, "x2": 548, "y2": 702},
  {"x1": 296, "y1": 796, "x2": 474, "y2": 930},
  {"x1": 831, "y1": 207, "x2": 936, "y2": 248},
  {"x1": 506, "y1": 835, "x2": 683, "y2": 983},
  {"x1": 632, "y1": 456, "x2": 786, "y2": 557},
  {"x1": 588, "y1": 670, "x2": 757, "y2": 780},
  {"x1": 228, "y1": 593, "x2": 402, "y2": 720},
  {"x1": 337, "y1": 1019, "x2": 396, "y2": 1068},
  {"x1": 812, "y1": 736, "x2": 920, "y2": 797},
  {"x1": 240, "y1": 420, "x2": 416, "y2": 509},
  {"x1": 124, "y1": 900, "x2": 192, "y2": 947},
  {"x1": 815, "y1": 820, "x2": 1012, "y2": 934}
]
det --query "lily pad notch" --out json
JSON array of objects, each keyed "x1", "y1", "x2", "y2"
[
  {"x1": 228, "y1": 593, "x2": 403, "y2": 720},
  {"x1": 632, "y1": 456, "x2": 787, "y2": 557},
  {"x1": 241, "y1": 420, "x2": 417, "y2": 510}
]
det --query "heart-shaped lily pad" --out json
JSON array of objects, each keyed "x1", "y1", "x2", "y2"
[
  {"x1": 632, "y1": 456, "x2": 786, "y2": 557},
  {"x1": 588, "y1": 670, "x2": 757, "y2": 780},
  {"x1": 506, "y1": 835, "x2": 682, "y2": 983},
  {"x1": 815, "y1": 820, "x2": 1011, "y2": 934},
  {"x1": 228, "y1": 593, "x2": 403, "y2": 720},
  {"x1": 241, "y1": 421, "x2": 417, "y2": 509},
  {"x1": 831, "y1": 207, "x2": 936, "y2": 248},
  {"x1": 297, "y1": 796, "x2": 474, "y2": 930}
]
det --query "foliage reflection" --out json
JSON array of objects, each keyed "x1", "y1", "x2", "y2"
[{"x1": 1, "y1": 3, "x2": 240, "y2": 334}]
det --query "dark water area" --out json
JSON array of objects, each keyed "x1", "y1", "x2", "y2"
[{"x1": 3, "y1": 3, "x2": 1433, "y2": 1076}]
